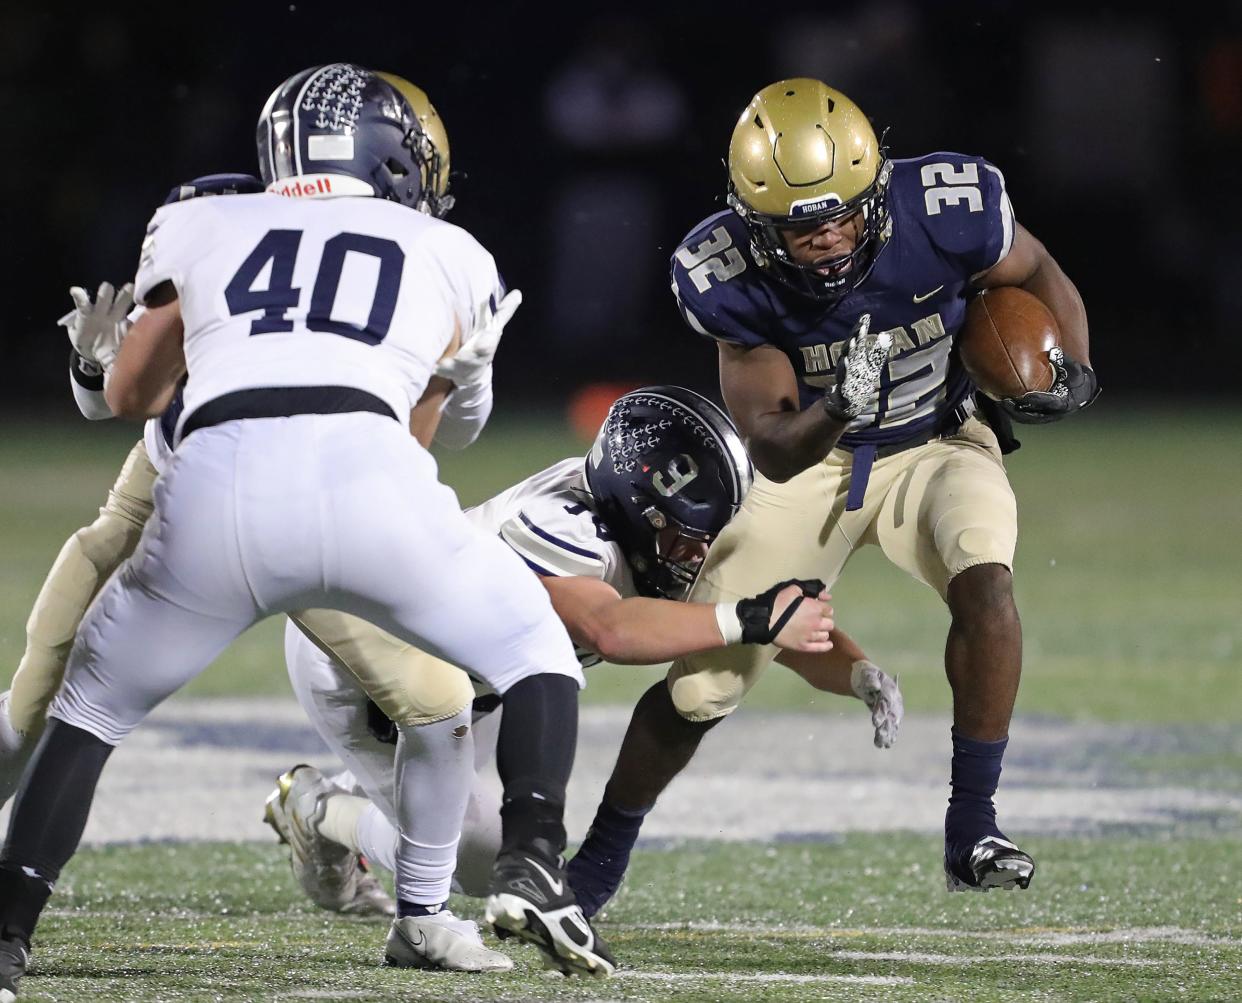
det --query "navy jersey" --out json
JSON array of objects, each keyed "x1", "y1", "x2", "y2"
[{"x1": 671, "y1": 152, "x2": 1014, "y2": 450}]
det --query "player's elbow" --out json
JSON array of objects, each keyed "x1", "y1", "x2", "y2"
[
  {"x1": 750, "y1": 449, "x2": 798, "y2": 484},
  {"x1": 105, "y1": 379, "x2": 155, "y2": 420},
  {"x1": 574, "y1": 613, "x2": 638, "y2": 665}
]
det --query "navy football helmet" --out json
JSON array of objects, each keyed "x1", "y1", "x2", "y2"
[
  {"x1": 585, "y1": 386, "x2": 753, "y2": 600},
  {"x1": 256, "y1": 63, "x2": 429, "y2": 210}
]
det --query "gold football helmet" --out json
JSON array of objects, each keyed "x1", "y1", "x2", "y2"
[
  {"x1": 378, "y1": 72, "x2": 454, "y2": 217},
  {"x1": 727, "y1": 78, "x2": 891, "y2": 300}
]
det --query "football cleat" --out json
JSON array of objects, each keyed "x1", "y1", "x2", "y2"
[
  {"x1": 263, "y1": 764, "x2": 395, "y2": 916},
  {"x1": 0, "y1": 933, "x2": 28, "y2": 1003},
  {"x1": 485, "y1": 842, "x2": 616, "y2": 978},
  {"x1": 944, "y1": 834, "x2": 1035, "y2": 892},
  {"x1": 385, "y1": 911, "x2": 513, "y2": 972}
]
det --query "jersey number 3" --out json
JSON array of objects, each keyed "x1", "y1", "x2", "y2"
[{"x1": 225, "y1": 229, "x2": 404, "y2": 344}]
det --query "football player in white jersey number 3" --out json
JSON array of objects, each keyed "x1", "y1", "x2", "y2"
[
  {"x1": 272, "y1": 385, "x2": 904, "y2": 933},
  {"x1": 0, "y1": 63, "x2": 766, "y2": 990}
]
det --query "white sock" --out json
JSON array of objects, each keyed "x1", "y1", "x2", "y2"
[
  {"x1": 316, "y1": 792, "x2": 369, "y2": 854},
  {"x1": 355, "y1": 802, "x2": 398, "y2": 874},
  {"x1": 393, "y1": 708, "x2": 474, "y2": 905}
]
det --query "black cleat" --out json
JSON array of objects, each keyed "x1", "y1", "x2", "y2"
[
  {"x1": 945, "y1": 834, "x2": 1035, "y2": 892},
  {"x1": 484, "y1": 842, "x2": 616, "y2": 977},
  {"x1": 0, "y1": 934, "x2": 29, "y2": 1003}
]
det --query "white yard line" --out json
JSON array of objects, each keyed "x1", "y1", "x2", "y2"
[
  {"x1": 831, "y1": 950, "x2": 1161, "y2": 968},
  {"x1": 624, "y1": 971, "x2": 913, "y2": 986},
  {"x1": 628, "y1": 921, "x2": 1236, "y2": 949}
]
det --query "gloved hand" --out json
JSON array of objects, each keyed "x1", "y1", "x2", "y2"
[
  {"x1": 434, "y1": 289, "x2": 522, "y2": 390},
  {"x1": 850, "y1": 660, "x2": 904, "y2": 749},
  {"x1": 732, "y1": 578, "x2": 828, "y2": 645},
  {"x1": 58, "y1": 281, "x2": 134, "y2": 375},
  {"x1": 822, "y1": 312, "x2": 894, "y2": 422},
  {"x1": 1000, "y1": 346, "x2": 1099, "y2": 425}
]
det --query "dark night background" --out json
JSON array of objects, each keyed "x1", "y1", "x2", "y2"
[{"x1": 2, "y1": 1, "x2": 1239, "y2": 418}]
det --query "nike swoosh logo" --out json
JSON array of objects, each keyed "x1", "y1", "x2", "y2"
[
  {"x1": 526, "y1": 857, "x2": 564, "y2": 896},
  {"x1": 912, "y1": 285, "x2": 944, "y2": 303}
]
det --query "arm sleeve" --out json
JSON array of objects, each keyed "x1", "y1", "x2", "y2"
[{"x1": 433, "y1": 373, "x2": 494, "y2": 450}]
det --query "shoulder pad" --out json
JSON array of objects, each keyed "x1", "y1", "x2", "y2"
[
  {"x1": 890, "y1": 153, "x2": 1015, "y2": 277},
  {"x1": 670, "y1": 211, "x2": 772, "y2": 348}
]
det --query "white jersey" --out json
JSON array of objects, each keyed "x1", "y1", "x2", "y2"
[
  {"x1": 466, "y1": 457, "x2": 637, "y2": 667},
  {"x1": 134, "y1": 192, "x2": 501, "y2": 443}
]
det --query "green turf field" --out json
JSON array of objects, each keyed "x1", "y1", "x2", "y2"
[
  {"x1": 2, "y1": 408, "x2": 1241, "y2": 1000},
  {"x1": 3, "y1": 407, "x2": 1240, "y2": 721},
  {"x1": 25, "y1": 835, "x2": 1241, "y2": 1002}
]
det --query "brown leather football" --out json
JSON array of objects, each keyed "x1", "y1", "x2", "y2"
[{"x1": 959, "y1": 288, "x2": 1061, "y2": 400}]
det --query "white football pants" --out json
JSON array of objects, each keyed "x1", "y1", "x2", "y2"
[{"x1": 47, "y1": 413, "x2": 581, "y2": 898}]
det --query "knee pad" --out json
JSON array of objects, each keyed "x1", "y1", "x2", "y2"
[
  {"x1": 669, "y1": 672, "x2": 742, "y2": 723},
  {"x1": 371, "y1": 650, "x2": 475, "y2": 728}
]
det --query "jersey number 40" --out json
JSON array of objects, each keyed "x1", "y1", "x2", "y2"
[{"x1": 225, "y1": 229, "x2": 403, "y2": 344}]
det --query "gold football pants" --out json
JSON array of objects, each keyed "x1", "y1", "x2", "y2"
[
  {"x1": 668, "y1": 417, "x2": 1018, "y2": 721},
  {"x1": 10, "y1": 439, "x2": 158, "y2": 736}
]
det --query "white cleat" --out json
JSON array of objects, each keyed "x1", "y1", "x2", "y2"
[
  {"x1": 385, "y1": 912, "x2": 514, "y2": 972},
  {"x1": 263, "y1": 764, "x2": 395, "y2": 916}
]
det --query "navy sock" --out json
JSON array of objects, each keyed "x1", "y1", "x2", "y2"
[
  {"x1": 566, "y1": 801, "x2": 649, "y2": 917},
  {"x1": 397, "y1": 899, "x2": 443, "y2": 918},
  {"x1": 945, "y1": 727, "x2": 1008, "y2": 853}
]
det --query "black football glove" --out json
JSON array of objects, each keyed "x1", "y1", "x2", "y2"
[
  {"x1": 736, "y1": 578, "x2": 826, "y2": 644},
  {"x1": 1000, "y1": 346, "x2": 1100, "y2": 425}
]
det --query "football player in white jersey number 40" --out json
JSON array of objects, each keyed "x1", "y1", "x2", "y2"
[
  {"x1": 270, "y1": 386, "x2": 903, "y2": 925},
  {"x1": 0, "y1": 63, "x2": 733, "y2": 993}
]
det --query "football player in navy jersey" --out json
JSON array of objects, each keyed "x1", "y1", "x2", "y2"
[{"x1": 568, "y1": 78, "x2": 1099, "y2": 913}]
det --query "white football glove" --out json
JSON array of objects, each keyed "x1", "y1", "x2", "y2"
[
  {"x1": 58, "y1": 281, "x2": 134, "y2": 375},
  {"x1": 823, "y1": 313, "x2": 894, "y2": 422},
  {"x1": 434, "y1": 289, "x2": 522, "y2": 391},
  {"x1": 850, "y1": 659, "x2": 903, "y2": 750}
]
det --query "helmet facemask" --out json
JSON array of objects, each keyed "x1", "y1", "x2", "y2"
[
  {"x1": 630, "y1": 505, "x2": 714, "y2": 601},
  {"x1": 728, "y1": 157, "x2": 892, "y2": 303}
]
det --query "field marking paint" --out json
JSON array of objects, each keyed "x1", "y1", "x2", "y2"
[
  {"x1": 832, "y1": 950, "x2": 1162, "y2": 968},
  {"x1": 626, "y1": 921, "x2": 1237, "y2": 949},
  {"x1": 625, "y1": 971, "x2": 913, "y2": 986}
]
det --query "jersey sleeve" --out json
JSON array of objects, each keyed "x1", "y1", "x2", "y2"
[
  {"x1": 134, "y1": 203, "x2": 196, "y2": 305},
  {"x1": 669, "y1": 216, "x2": 769, "y2": 349},
  {"x1": 496, "y1": 497, "x2": 614, "y2": 581},
  {"x1": 914, "y1": 153, "x2": 1016, "y2": 279},
  {"x1": 425, "y1": 224, "x2": 505, "y2": 347}
]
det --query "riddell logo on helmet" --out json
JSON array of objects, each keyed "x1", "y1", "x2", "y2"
[
  {"x1": 267, "y1": 175, "x2": 334, "y2": 197},
  {"x1": 265, "y1": 173, "x2": 376, "y2": 199}
]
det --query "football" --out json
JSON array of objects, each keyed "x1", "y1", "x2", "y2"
[{"x1": 958, "y1": 287, "x2": 1061, "y2": 400}]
